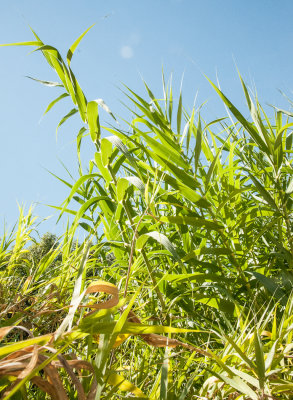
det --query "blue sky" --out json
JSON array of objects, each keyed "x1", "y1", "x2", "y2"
[{"x1": 1, "y1": 0, "x2": 293, "y2": 237}]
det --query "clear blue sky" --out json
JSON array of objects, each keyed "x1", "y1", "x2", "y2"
[{"x1": 1, "y1": 0, "x2": 293, "y2": 237}]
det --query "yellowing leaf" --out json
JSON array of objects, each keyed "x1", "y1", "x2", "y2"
[
  {"x1": 106, "y1": 371, "x2": 147, "y2": 397},
  {"x1": 83, "y1": 280, "x2": 119, "y2": 310}
]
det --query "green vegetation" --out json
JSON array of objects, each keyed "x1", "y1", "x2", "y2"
[{"x1": 0, "y1": 28, "x2": 292, "y2": 399}]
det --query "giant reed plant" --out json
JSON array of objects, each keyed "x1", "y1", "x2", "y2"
[{"x1": 0, "y1": 27, "x2": 292, "y2": 399}]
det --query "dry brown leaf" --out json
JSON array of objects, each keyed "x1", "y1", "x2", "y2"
[
  {"x1": 31, "y1": 376, "x2": 59, "y2": 398},
  {"x1": 45, "y1": 347, "x2": 86, "y2": 400},
  {"x1": 2, "y1": 345, "x2": 40, "y2": 399},
  {"x1": 17, "y1": 345, "x2": 39, "y2": 379},
  {"x1": 0, "y1": 279, "x2": 210, "y2": 399},
  {"x1": 0, "y1": 344, "x2": 98, "y2": 400},
  {"x1": 53, "y1": 359, "x2": 97, "y2": 399},
  {"x1": 127, "y1": 311, "x2": 210, "y2": 356},
  {"x1": 0, "y1": 326, "x2": 33, "y2": 341}
]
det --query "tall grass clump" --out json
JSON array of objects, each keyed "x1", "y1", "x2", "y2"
[{"x1": 0, "y1": 27, "x2": 292, "y2": 399}]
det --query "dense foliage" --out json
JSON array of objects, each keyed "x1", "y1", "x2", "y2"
[{"x1": 0, "y1": 28, "x2": 292, "y2": 399}]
